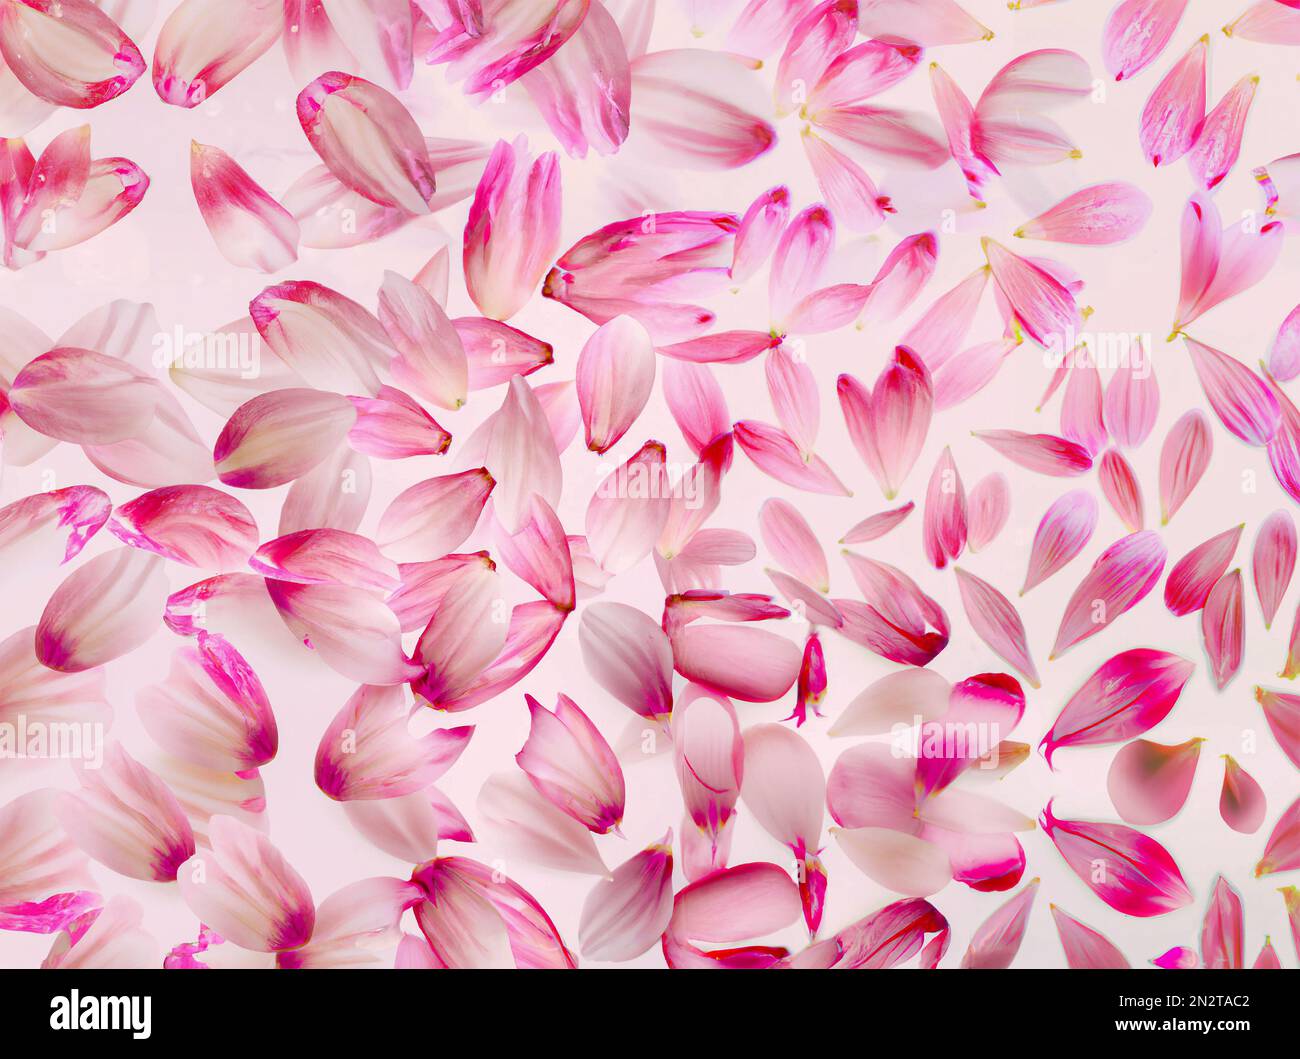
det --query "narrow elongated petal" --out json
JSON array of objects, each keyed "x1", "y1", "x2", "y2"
[
  {"x1": 297, "y1": 71, "x2": 435, "y2": 214},
  {"x1": 1051, "y1": 906, "x2": 1130, "y2": 968},
  {"x1": 458, "y1": 317, "x2": 553, "y2": 391},
  {"x1": 252, "y1": 529, "x2": 399, "y2": 594},
  {"x1": 1060, "y1": 351, "x2": 1107, "y2": 455},
  {"x1": 576, "y1": 315, "x2": 655, "y2": 453},
  {"x1": 843, "y1": 501, "x2": 915, "y2": 545},
  {"x1": 1099, "y1": 450, "x2": 1144, "y2": 532},
  {"x1": 961, "y1": 879, "x2": 1039, "y2": 969},
  {"x1": 954, "y1": 568, "x2": 1039, "y2": 688},
  {"x1": 153, "y1": 0, "x2": 283, "y2": 107},
  {"x1": 922, "y1": 447, "x2": 966, "y2": 569},
  {"x1": 1257, "y1": 687, "x2": 1300, "y2": 768},
  {"x1": 1022, "y1": 491, "x2": 1098, "y2": 594},
  {"x1": 1108, "y1": 737, "x2": 1202, "y2": 824},
  {"x1": 1051, "y1": 531, "x2": 1167, "y2": 657},
  {"x1": 0, "y1": 0, "x2": 145, "y2": 108},
  {"x1": 215, "y1": 389, "x2": 356, "y2": 489},
  {"x1": 1017, "y1": 183, "x2": 1152, "y2": 245},
  {"x1": 1159, "y1": 409, "x2": 1211, "y2": 523},
  {"x1": 1254, "y1": 511, "x2": 1297, "y2": 629},
  {"x1": 772, "y1": 0, "x2": 856, "y2": 117},
  {"x1": 177, "y1": 815, "x2": 314, "y2": 952},
  {"x1": 1220, "y1": 755, "x2": 1266, "y2": 835},
  {"x1": 1256, "y1": 796, "x2": 1300, "y2": 877},
  {"x1": 579, "y1": 832, "x2": 673, "y2": 962},
  {"x1": 1185, "y1": 336, "x2": 1280, "y2": 446},
  {"x1": 36, "y1": 548, "x2": 167, "y2": 672},
  {"x1": 1040, "y1": 801, "x2": 1192, "y2": 916},
  {"x1": 966, "y1": 474, "x2": 1009, "y2": 552},
  {"x1": 1140, "y1": 35, "x2": 1205, "y2": 167},
  {"x1": 1103, "y1": 0, "x2": 1189, "y2": 81},
  {"x1": 472, "y1": 376, "x2": 563, "y2": 533},
  {"x1": 974, "y1": 429, "x2": 1092, "y2": 476},
  {"x1": 1164, "y1": 525, "x2": 1244, "y2": 616},
  {"x1": 1197, "y1": 876, "x2": 1244, "y2": 970},
  {"x1": 1202, "y1": 569, "x2": 1245, "y2": 689},
  {"x1": 857, "y1": 0, "x2": 990, "y2": 46},
  {"x1": 1041, "y1": 649, "x2": 1194, "y2": 766},
  {"x1": 730, "y1": 185, "x2": 789, "y2": 284},
  {"x1": 109, "y1": 485, "x2": 257, "y2": 570},
  {"x1": 1188, "y1": 75, "x2": 1257, "y2": 191}
]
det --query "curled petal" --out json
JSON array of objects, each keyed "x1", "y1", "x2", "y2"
[
  {"x1": 518, "y1": 693, "x2": 624, "y2": 835},
  {"x1": 494, "y1": 495, "x2": 575, "y2": 611},
  {"x1": 0, "y1": 485, "x2": 110, "y2": 565},
  {"x1": 982, "y1": 237, "x2": 1080, "y2": 348},
  {"x1": 0, "y1": 0, "x2": 144, "y2": 108}
]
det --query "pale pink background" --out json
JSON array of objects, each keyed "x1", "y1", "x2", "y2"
[{"x1": 3, "y1": 0, "x2": 1300, "y2": 967}]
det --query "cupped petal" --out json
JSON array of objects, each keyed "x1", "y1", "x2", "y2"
[
  {"x1": 517, "y1": 693, "x2": 624, "y2": 835},
  {"x1": 0, "y1": 0, "x2": 144, "y2": 108},
  {"x1": 153, "y1": 0, "x2": 282, "y2": 107}
]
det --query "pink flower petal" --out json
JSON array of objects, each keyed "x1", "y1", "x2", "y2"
[
  {"x1": 1187, "y1": 75, "x2": 1257, "y2": 191},
  {"x1": 0, "y1": 0, "x2": 144, "y2": 108},
  {"x1": 759, "y1": 498, "x2": 828, "y2": 592},
  {"x1": 965, "y1": 474, "x2": 1010, "y2": 552},
  {"x1": 974, "y1": 429, "x2": 1093, "y2": 476},
  {"x1": 671, "y1": 622, "x2": 801, "y2": 704},
  {"x1": 298, "y1": 70, "x2": 435, "y2": 214},
  {"x1": 1220, "y1": 754, "x2": 1267, "y2": 835},
  {"x1": 108, "y1": 485, "x2": 257, "y2": 570},
  {"x1": 1103, "y1": 0, "x2": 1189, "y2": 81},
  {"x1": 734, "y1": 419, "x2": 850, "y2": 496},
  {"x1": 189, "y1": 141, "x2": 297, "y2": 273},
  {"x1": 346, "y1": 387, "x2": 451, "y2": 460},
  {"x1": 578, "y1": 831, "x2": 673, "y2": 962},
  {"x1": 842, "y1": 500, "x2": 916, "y2": 545},
  {"x1": 1159, "y1": 409, "x2": 1212, "y2": 524},
  {"x1": 457, "y1": 317, "x2": 554, "y2": 391},
  {"x1": 493, "y1": 494, "x2": 575, "y2": 611},
  {"x1": 517, "y1": 693, "x2": 624, "y2": 835},
  {"x1": 578, "y1": 602, "x2": 673, "y2": 723},
  {"x1": 1024, "y1": 491, "x2": 1097, "y2": 592},
  {"x1": 1050, "y1": 530, "x2": 1167, "y2": 658},
  {"x1": 1139, "y1": 34, "x2": 1206, "y2": 167},
  {"x1": 662, "y1": 359, "x2": 730, "y2": 457},
  {"x1": 153, "y1": 0, "x2": 283, "y2": 107},
  {"x1": 377, "y1": 468, "x2": 494, "y2": 564},
  {"x1": 1254, "y1": 511, "x2": 1298, "y2": 629},
  {"x1": 982, "y1": 237, "x2": 1080, "y2": 348},
  {"x1": 215, "y1": 388, "x2": 357, "y2": 489},
  {"x1": 838, "y1": 346, "x2": 933, "y2": 499},
  {"x1": 772, "y1": 0, "x2": 857, "y2": 117},
  {"x1": 1201, "y1": 568, "x2": 1245, "y2": 690},
  {"x1": 9, "y1": 346, "x2": 161, "y2": 446},
  {"x1": 1185, "y1": 336, "x2": 1280, "y2": 446},
  {"x1": 1107, "y1": 737, "x2": 1202, "y2": 825},
  {"x1": 1103, "y1": 343, "x2": 1160, "y2": 448},
  {"x1": 1098, "y1": 449, "x2": 1144, "y2": 533},
  {"x1": 954, "y1": 567, "x2": 1040, "y2": 688},
  {"x1": 662, "y1": 861, "x2": 800, "y2": 968},
  {"x1": 856, "y1": 0, "x2": 991, "y2": 45},
  {"x1": 1059, "y1": 348, "x2": 1107, "y2": 455},
  {"x1": 1040, "y1": 648, "x2": 1194, "y2": 767},
  {"x1": 576, "y1": 315, "x2": 655, "y2": 453},
  {"x1": 921, "y1": 446, "x2": 967, "y2": 569},
  {"x1": 730, "y1": 184, "x2": 790, "y2": 283},
  {"x1": 1040, "y1": 801, "x2": 1192, "y2": 917},
  {"x1": 1051, "y1": 905, "x2": 1130, "y2": 968},
  {"x1": 252, "y1": 528, "x2": 399, "y2": 594},
  {"x1": 1256, "y1": 795, "x2": 1300, "y2": 877},
  {"x1": 378, "y1": 270, "x2": 469, "y2": 410},
  {"x1": 0, "y1": 485, "x2": 111, "y2": 565},
  {"x1": 961, "y1": 878, "x2": 1039, "y2": 969}
]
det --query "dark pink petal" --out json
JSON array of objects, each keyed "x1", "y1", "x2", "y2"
[
  {"x1": 298, "y1": 70, "x2": 435, "y2": 214},
  {"x1": 921, "y1": 446, "x2": 967, "y2": 570},
  {"x1": 842, "y1": 501, "x2": 915, "y2": 545},
  {"x1": 1107, "y1": 737, "x2": 1202, "y2": 824},
  {"x1": 1256, "y1": 795, "x2": 1300, "y2": 877},
  {"x1": 1200, "y1": 876, "x2": 1245, "y2": 969},
  {"x1": 838, "y1": 552, "x2": 950, "y2": 667},
  {"x1": 0, "y1": 0, "x2": 144, "y2": 108},
  {"x1": 1158, "y1": 409, "x2": 1212, "y2": 523},
  {"x1": 961, "y1": 878, "x2": 1038, "y2": 969},
  {"x1": 954, "y1": 568, "x2": 1039, "y2": 687},
  {"x1": 1254, "y1": 511, "x2": 1297, "y2": 629},
  {"x1": 576, "y1": 315, "x2": 655, "y2": 453},
  {"x1": 1201, "y1": 569, "x2": 1245, "y2": 690},
  {"x1": 1103, "y1": 0, "x2": 1189, "y2": 81},
  {"x1": 36, "y1": 548, "x2": 167, "y2": 672},
  {"x1": 1139, "y1": 35, "x2": 1205, "y2": 167},
  {"x1": 215, "y1": 388, "x2": 356, "y2": 489},
  {"x1": 1040, "y1": 648, "x2": 1194, "y2": 767},
  {"x1": 252, "y1": 528, "x2": 399, "y2": 594},
  {"x1": 1051, "y1": 531, "x2": 1167, "y2": 658},
  {"x1": 109, "y1": 484, "x2": 257, "y2": 570},
  {"x1": 974, "y1": 429, "x2": 1092, "y2": 476},
  {"x1": 1164, "y1": 524, "x2": 1244, "y2": 616},
  {"x1": 435, "y1": 600, "x2": 567, "y2": 714},
  {"x1": 1098, "y1": 449, "x2": 1144, "y2": 533},
  {"x1": 1040, "y1": 801, "x2": 1192, "y2": 917},
  {"x1": 1187, "y1": 75, "x2": 1257, "y2": 191},
  {"x1": 1257, "y1": 687, "x2": 1300, "y2": 768},
  {"x1": 1051, "y1": 905, "x2": 1130, "y2": 968},
  {"x1": 153, "y1": 0, "x2": 282, "y2": 107},
  {"x1": 730, "y1": 185, "x2": 790, "y2": 283},
  {"x1": 1220, "y1": 754, "x2": 1267, "y2": 835},
  {"x1": 1185, "y1": 336, "x2": 1280, "y2": 446},
  {"x1": 1024, "y1": 491, "x2": 1097, "y2": 592},
  {"x1": 662, "y1": 359, "x2": 729, "y2": 456},
  {"x1": 734, "y1": 419, "x2": 850, "y2": 495},
  {"x1": 377, "y1": 467, "x2": 493, "y2": 564}
]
